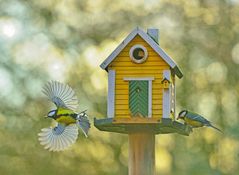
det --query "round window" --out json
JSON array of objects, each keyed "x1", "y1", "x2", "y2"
[{"x1": 129, "y1": 45, "x2": 148, "y2": 63}]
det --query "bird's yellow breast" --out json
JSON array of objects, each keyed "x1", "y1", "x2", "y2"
[
  {"x1": 56, "y1": 108, "x2": 76, "y2": 125},
  {"x1": 56, "y1": 116, "x2": 76, "y2": 125},
  {"x1": 185, "y1": 118, "x2": 203, "y2": 127}
]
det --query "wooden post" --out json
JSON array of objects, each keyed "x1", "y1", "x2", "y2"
[{"x1": 128, "y1": 132, "x2": 155, "y2": 175}]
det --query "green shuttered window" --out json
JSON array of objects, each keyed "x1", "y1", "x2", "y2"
[{"x1": 129, "y1": 81, "x2": 148, "y2": 117}]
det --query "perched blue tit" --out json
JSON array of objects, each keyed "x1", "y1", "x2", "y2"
[
  {"x1": 177, "y1": 110, "x2": 222, "y2": 132},
  {"x1": 38, "y1": 81, "x2": 90, "y2": 151}
]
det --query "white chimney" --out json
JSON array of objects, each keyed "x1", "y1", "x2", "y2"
[{"x1": 147, "y1": 28, "x2": 159, "y2": 44}]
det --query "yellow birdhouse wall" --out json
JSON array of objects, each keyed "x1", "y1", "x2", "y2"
[
  {"x1": 108, "y1": 35, "x2": 170, "y2": 122},
  {"x1": 95, "y1": 28, "x2": 188, "y2": 135}
]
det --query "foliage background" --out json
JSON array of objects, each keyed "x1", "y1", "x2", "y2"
[{"x1": 0, "y1": 0, "x2": 239, "y2": 174}]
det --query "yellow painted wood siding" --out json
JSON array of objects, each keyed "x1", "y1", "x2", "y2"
[{"x1": 108, "y1": 35, "x2": 169, "y2": 120}]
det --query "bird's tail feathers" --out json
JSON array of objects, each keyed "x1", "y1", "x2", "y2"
[
  {"x1": 209, "y1": 124, "x2": 223, "y2": 133},
  {"x1": 76, "y1": 111, "x2": 91, "y2": 137}
]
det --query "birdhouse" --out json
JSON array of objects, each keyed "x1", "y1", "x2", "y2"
[
  {"x1": 161, "y1": 71, "x2": 171, "y2": 89},
  {"x1": 161, "y1": 78, "x2": 170, "y2": 89},
  {"x1": 95, "y1": 27, "x2": 191, "y2": 136}
]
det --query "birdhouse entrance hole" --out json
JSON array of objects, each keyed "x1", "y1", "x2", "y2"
[
  {"x1": 129, "y1": 44, "x2": 148, "y2": 63},
  {"x1": 133, "y1": 48, "x2": 144, "y2": 60}
]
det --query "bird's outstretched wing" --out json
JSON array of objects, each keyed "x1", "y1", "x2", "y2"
[
  {"x1": 42, "y1": 81, "x2": 78, "y2": 111},
  {"x1": 38, "y1": 123, "x2": 78, "y2": 152}
]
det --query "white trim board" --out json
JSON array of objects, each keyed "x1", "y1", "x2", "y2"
[
  {"x1": 162, "y1": 88, "x2": 170, "y2": 118},
  {"x1": 162, "y1": 70, "x2": 171, "y2": 119},
  {"x1": 123, "y1": 77, "x2": 155, "y2": 81},
  {"x1": 107, "y1": 70, "x2": 115, "y2": 118},
  {"x1": 100, "y1": 27, "x2": 183, "y2": 78},
  {"x1": 148, "y1": 80, "x2": 152, "y2": 118}
]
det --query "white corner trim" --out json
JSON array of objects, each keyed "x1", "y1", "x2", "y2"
[
  {"x1": 107, "y1": 70, "x2": 115, "y2": 118},
  {"x1": 162, "y1": 70, "x2": 171, "y2": 119},
  {"x1": 123, "y1": 77, "x2": 155, "y2": 81},
  {"x1": 162, "y1": 89, "x2": 170, "y2": 119}
]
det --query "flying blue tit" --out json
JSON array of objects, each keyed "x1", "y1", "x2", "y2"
[
  {"x1": 177, "y1": 110, "x2": 222, "y2": 132},
  {"x1": 38, "y1": 81, "x2": 90, "y2": 152}
]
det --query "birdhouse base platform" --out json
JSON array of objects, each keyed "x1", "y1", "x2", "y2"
[{"x1": 94, "y1": 118, "x2": 192, "y2": 136}]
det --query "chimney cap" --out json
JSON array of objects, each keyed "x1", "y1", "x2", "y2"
[{"x1": 147, "y1": 28, "x2": 159, "y2": 44}]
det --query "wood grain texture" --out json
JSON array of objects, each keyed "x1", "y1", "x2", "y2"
[{"x1": 129, "y1": 132, "x2": 155, "y2": 175}]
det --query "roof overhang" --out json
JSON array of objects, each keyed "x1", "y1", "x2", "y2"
[{"x1": 100, "y1": 27, "x2": 183, "y2": 78}]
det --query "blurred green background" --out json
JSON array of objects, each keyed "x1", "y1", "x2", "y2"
[{"x1": 0, "y1": 0, "x2": 239, "y2": 174}]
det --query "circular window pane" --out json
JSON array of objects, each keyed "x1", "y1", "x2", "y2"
[
  {"x1": 129, "y1": 45, "x2": 148, "y2": 63},
  {"x1": 133, "y1": 48, "x2": 145, "y2": 60}
]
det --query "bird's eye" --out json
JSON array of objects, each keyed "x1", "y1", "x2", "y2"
[{"x1": 48, "y1": 110, "x2": 56, "y2": 117}]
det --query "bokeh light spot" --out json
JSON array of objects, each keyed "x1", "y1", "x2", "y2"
[
  {"x1": 0, "y1": 68, "x2": 13, "y2": 96},
  {"x1": 0, "y1": 18, "x2": 21, "y2": 39},
  {"x1": 206, "y1": 62, "x2": 227, "y2": 83}
]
